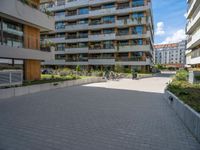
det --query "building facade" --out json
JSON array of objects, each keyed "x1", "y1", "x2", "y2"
[
  {"x1": 41, "y1": 0, "x2": 154, "y2": 72},
  {"x1": 0, "y1": 0, "x2": 54, "y2": 80},
  {"x1": 154, "y1": 41, "x2": 187, "y2": 68},
  {"x1": 186, "y1": 0, "x2": 200, "y2": 68}
]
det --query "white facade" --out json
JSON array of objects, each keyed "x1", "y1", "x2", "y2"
[
  {"x1": 154, "y1": 41, "x2": 186, "y2": 67},
  {"x1": 186, "y1": 0, "x2": 200, "y2": 67}
]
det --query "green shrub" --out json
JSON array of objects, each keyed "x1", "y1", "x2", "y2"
[
  {"x1": 175, "y1": 69, "x2": 188, "y2": 81},
  {"x1": 195, "y1": 75, "x2": 200, "y2": 81},
  {"x1": 115, "y1": 64, "x2": 124, "y2": 73}
]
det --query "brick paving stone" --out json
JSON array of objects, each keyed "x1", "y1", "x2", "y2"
[{"x1": 0, "y1": 74, "x2": 199, "y2": 150}]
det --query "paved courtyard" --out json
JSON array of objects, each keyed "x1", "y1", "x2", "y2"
[{"x1": 0, "y1": 74, "x2": 199, "y2": 150}]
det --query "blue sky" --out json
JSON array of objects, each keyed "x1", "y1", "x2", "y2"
[{"x1": 152, "y1": 0, "x2": 187, "y2": 44}]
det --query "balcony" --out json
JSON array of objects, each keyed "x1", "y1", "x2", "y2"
[
  {"x1": 89, "y1": 33, "x2": 116, "y2": 41},
  {"x1": 46, "y1": 37, "x2": 66, "y2": 43},
  {"x1": 65, "y1": 23, "x2": 89, "y2": 32},
  {"x1": 66, "y1": 35, "x2": 89, "y2": 43},
  {"x1": 116, "y1": 17, "x2": 148, "y2": 27},
  {"x1": 65, "y1": 14, "x2": 89, "y2": 21},
  {"x1": 0, "y1": 0, "x2": 54, "y2": 31},
  {"x1": 187, "y1": 27, "x2": 200, "y2": 49},
  {"x1": 116, "y1": 3, "x2": 151, "y2": 14},
  {"x1": 88, "y1": 58, "x2": 115, "y2": 65},
  {"x1": 116, "y1": 57, "x2": 151, "y2": 66},
  {"x1": 89, "y1": 7, "x2": 116, "y2": 17},
  {"x1": 48, "y1": 0, "x2": 89, "y2": 11},
  {"x1": 186, "y1": 4, "x2": 200, "y2": 33},
  {"x1": 89, "y1": 22, "x2": 115, "y2": 30},
  {"x1": 88, "y1": 46, "x2": 115, "y2": 53},
  {"x1": 0, "y1": 44, "x2": 53, "y2": 61},
  {"x1": 116, "y1": 31, "x2": 151, "y2": 40},
  {"x1": 2, "y1": 23, "x2": 23, "y2": 37},
  {"x1": 116, "y1": 45, "x2": 151, "y2": 52},
  {"x1": 187, "y1": 0, "x2": 200, "y2": 18},
  {"x1": 65, "y1": 58, "x2": 89, "y2": 65},
  {"x1": 89, "y1": 0, "x2": 115, "y2": 5},
  {"x1": 65, "y1": 47, "x2": 89, "y2": 54}
]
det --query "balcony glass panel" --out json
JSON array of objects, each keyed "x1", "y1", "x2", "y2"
[
  {"x1": 132, "y1": 0, "x2": 145, "y2": 7},
  {"x1": 79, "y1": 7, "x2": 89, "y2": 15},
  {"x1": 103, "y1": 16, "x2": 115, "y2": 24},
  {"x1": 55, "y1": 22, "x2": 65, "y2": 29},
  {"x1": 131, "y1": 26, "x2": 144, "y2": 34},
  {"x1": 103, "y1": 3, "x2": 115, "y2": 9}
]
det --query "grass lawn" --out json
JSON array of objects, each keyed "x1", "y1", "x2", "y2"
[{"x1": 167, "y1": 70, "x2": 200, "y2": 113}]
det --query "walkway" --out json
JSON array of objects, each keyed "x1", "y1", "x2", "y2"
[{"x1": 0, "y1": 74, "x2": 199, "y2": 150}]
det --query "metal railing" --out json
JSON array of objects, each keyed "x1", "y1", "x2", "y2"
[{"x1": 0, "y1": 70, "x2": 23, "y2": 87}]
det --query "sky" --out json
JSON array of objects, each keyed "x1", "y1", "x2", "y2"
[{"x1": 152, "y1": 0, "x2": 187, "y2": 44}]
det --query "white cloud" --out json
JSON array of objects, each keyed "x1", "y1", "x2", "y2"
[
  {"x1": 155, "y1": 22, "x2": 165, "y2": 36},
  {"x1": 162, "y1": 29, "x2": 186, "y2": 44},
  {"x1": 184, "y1": 13, "x2": 187, "y2": 18}
]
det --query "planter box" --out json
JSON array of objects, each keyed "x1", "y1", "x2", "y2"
[
  {"x1": 164, "y1": 90, "x2": 200, "y2": 142},
  {"x1": 0, "y1": 77, "x2": 106, "y2": 100}
]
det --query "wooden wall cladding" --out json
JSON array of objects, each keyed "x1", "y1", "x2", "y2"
[
  {"x1": 24, "y1": 59, "x2": 41, "y2": 81},
  {"x1": 24, "y1": 25, "x2": 40, "y2": 50},
  {"x1": 24, "y1": 25, "x2": 41, "y2": 80}
]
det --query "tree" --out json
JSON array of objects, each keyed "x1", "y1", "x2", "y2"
[{"x1": 115, "y1": 64, "x2": 123, "y2": 73}]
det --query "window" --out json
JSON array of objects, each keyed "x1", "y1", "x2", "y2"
[
  {"x1": 132, "y1": 26, "x2": 144, "y2": 34},
  {"x1": 132, "y1": 12, "x2": 144, "y2": 18},
  {"x1": 79, "y1": 7, "x2": 89, "y2": 15},
  {"x1": 55, "y1": 11, "x2": 65, "y2": 17},
  {"x1": 103, "y1": 29, "x2": 114, "y2": 34},
  {"x1": 103, "y1": 41, "x2": 114, "y2": 49},
  {"x1": 103, "y1": 3, "x2": 115, "y2": 9},
  {"x1": 56, "y1": 44, "x2": 65, "y2": 51},
  {"x1": 78, "y1": 42, "x2": 88, "y2": 48},
  {"x1": 2, "y1": 20, "x2": 23, "y2": 48},
  {"x1": 132, "y1": 0, "x2": 144, "y2": 7},
  {"x1": 103, "y1": 16, "x2": 115, "y2": 24},
  {"x1": 118, "y1": 28, "x2": 129, "y2": 35},
  {"x1": 131, "y1": 39, "x2": 143, "y2": 45},
  {"x1": 55, "y1": 22, "x2": 65, "y2": 29},
  {"x1": 78, "y1": 19, "x2": 88, "y2": 24}
]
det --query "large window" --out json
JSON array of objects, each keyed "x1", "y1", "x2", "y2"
[
  {"x1": 103, "y1": 3, "x2": 115, "y2": 9},
  {"x1": 103, "y1": 41, "x2": 114, "y2": 49},
  {"x1": 132, "y1": 0, "x2": 144, "y2": 7},
  {"x1": 131, "y1": 39, "x2": 143, "y2": 45},
  {"x1": 103, "y1": 29, "x2": 114, "y2": 34},
  {"x1": 55, "y1": 22, "x2": 65, "y2": 30},
  {"x1": 191, "y1": 48, "x2": 200, "y2": 58},
  {"x1": 132, "y1": 26, "x2": 144, "y2": 34},
  {"x1": 103, "y1": 16, "x2": 115, "y2": 24},
  {"x1": 55, "y1": 11, "x2": 65, "y2": 17},
  {"x1": 132, "y1": 12, "x2": 144, "y2": 18},
  {"x1": 78, "y1": 19, "x2": 88, "y2": 24},
  {"x1": 56, "y1": 44, "x2": 65, "y2": 51},
  {"x1": 79, "y1": 7, "x2": 89, "y2": 15},
  {"x1": 1, "y1": 19, "x2": 23, "y2": 48}
]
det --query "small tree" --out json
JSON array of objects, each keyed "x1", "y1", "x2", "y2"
[
  {"x1": 115, "y1": 64, "x2": 123, "y2": 73},
  {"x1": 76, "y1": 65, "x2": 81, "y2": 72}
]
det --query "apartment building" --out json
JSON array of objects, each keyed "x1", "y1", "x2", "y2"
[
  {"x1": 41, "y1": 0, "x2": 154, "y2": 72},
  {"x1": 0, "y1": 0, "x2": 54, "y2": 80},
  {"x1": 154, "y1": 41, "x2": 187, "y2": 68},
  {"x1": 186, "y1": 0, "x2": 200, "y2": 68}
]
